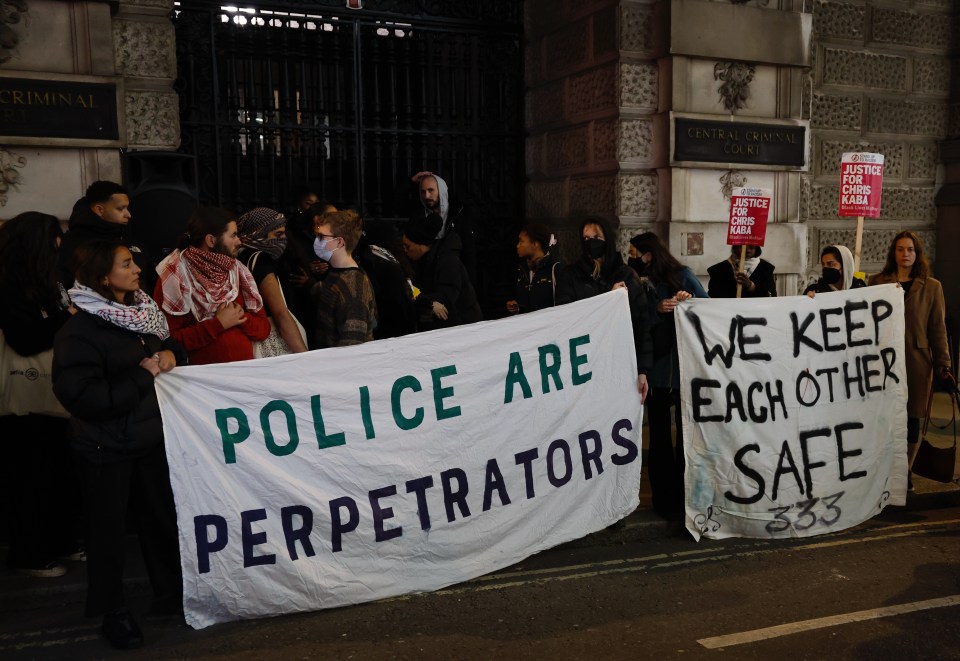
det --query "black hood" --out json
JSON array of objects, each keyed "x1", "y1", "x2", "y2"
[{"x1": 68, "y1": 198, "x2": 126, "y2": 239}]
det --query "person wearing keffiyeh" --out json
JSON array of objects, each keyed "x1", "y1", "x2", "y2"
[
  {"x1": 236, "y1": 207, "x2": 308, "y2": 353},
  {"x1": 153, "y1": 206, "x2": 270, "y2": 365},
  {"x1": 52, "y1": 240, "x2": 188, "y2": 650}
]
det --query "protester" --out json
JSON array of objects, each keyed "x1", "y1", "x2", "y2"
[
  {"x1": 0, "y1": 212, "x2": 80, "y2": 578},
  {"x1": 805, "y1": 245, "x2": 865, "y2": 295},
  {"x1": 505, "y1": 222, "x2": 559, "y2": 315},
  {"x1": 707, "y1": 244, "x2": 777, "y2": 298},
  {"x1": 628, "y1": 232, "x2": 707, "y2": 519},
  {"x1": 555, "y1": 216, "x2": 652, "y2": 401},
  {"x1": 410, "y1": 171, "x2": 477, "y2": 285},
  {"x1": 53, "y1": 240, "x2": 186, "y2": 650},
  {"x1": 354, "y1": 230, "x2": 417, "y2": 339},
  {"x1": 236, "y1": 207, "x2": 307, "y2": 354},
  {"x1": 401, "y1": 212, "x2": 482, "y2": 331},
  {"x1": 58, "y1": 181, "x2": 146, "y2": 290},
  {"x1": 154, "y1": 206, "x2": 269, "y2": 364},
  {"x1": 311, "y1": 209, "x2": 378, "y2": 347},
  {"x1": 868, "y1": 231, "x2": 952, "y2": 467},
  {"x1": 284, "y1": 200, "x2": 336, "y2": 347}
]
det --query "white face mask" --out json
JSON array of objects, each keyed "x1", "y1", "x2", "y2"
[{"x1": 313, "y1": 236, "x2": 339, "y2": 261}]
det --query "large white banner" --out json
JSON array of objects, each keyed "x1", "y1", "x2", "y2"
[
  {"x1": 676, "y1": 285, "x2": 908, "y2": 540},
  {"x1": 156, "y1": 291, "x2": 643, "y2": 629}
]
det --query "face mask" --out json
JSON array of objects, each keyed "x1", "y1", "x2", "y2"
[
  {"x1": 821, "y1": 267, "x2": 842, "y2": 285},
  {"x1": 584, "y1": 237, "x2": 606, "y2": 260},
  {"x1": 314, "y1": 236, "x2": 338, "y2": 262},
  {"x1": 628, "y1": 257, "x2": 646, "y2": 275}
]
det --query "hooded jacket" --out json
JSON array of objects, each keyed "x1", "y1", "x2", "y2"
[
  {"x1": 804, "y1": 245, "x2": 865, "y2": 294},
  {"x1": 412, "y1": 231, "x2": 482, "y2": 331},
  {"x1": 413, "y1": 174, "x2": 477, "y2": 286}
]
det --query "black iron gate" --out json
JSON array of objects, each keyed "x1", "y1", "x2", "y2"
[{"x1": 173, "y1": 0, "x2": 524, "y2": 310}]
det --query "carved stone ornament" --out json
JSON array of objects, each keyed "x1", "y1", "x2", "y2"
[
  {"x1": 719, "y1": 170, "x2": 746, "y2": 199},
  {"x1": 713, "y1": 61, "x2": 756, "y2": 113},
  {"x1": 0, "y1": 147, "x2": 26, "y2": 207},
  {"x1": 0, "y1": 0, "x2": 28, "y2": 65}
]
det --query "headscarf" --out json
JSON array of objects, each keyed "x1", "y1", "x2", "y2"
[
  {"x1": 156, "y1": 247, "x2": 263, "y2": 321},
  {"x1": 69, "y1": 283, "x2": 170, "y2": 339},
  {"x1": 829, "y1": 244, "x2": 855, "y2": 291},
  {"x1": 237, "y1": 207, "x2": 287, "y2": 260},
  {"x1": 420, "y1": 174, "x2": 450, "y2": 238}
]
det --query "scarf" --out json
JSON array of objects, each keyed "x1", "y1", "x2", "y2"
[
  {"x1": 156, "y1": 247, "x2": 263, "y2": 321},
  {"x1": 729, "y1": 254, "x2": 761, "y2": 277},
  {"x1": 237, "y1": 207, "x2": 287, "y2": 260},
  {"x1": 69, "y1": 283, "x2": 170, "y2": 339}
]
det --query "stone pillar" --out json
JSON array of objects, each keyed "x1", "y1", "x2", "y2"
[
  {"x1": 524, "y1": 0, "x2": 666, "y2": 262},
  {"x1": 935, "y1": 9, "x2": 960, "y2": 341},
  {"x1": 0, "y1": 0, "x2": 179, "y2": 220}
]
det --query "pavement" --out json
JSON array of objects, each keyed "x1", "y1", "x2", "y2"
[{"x1": 2, "y1": 394, "x2": 958, "y2": 613}]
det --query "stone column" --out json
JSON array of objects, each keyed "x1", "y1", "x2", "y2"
[{"x1": 935, "y1": 10, "x2": 960, "y2": 336}]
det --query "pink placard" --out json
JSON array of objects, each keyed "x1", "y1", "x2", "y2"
[
  {"x1": 727, "y1": 187, "x2": 771, "y2": 247},
  {"x1": 838, "y1": 152, "x2": 884, "y2": 218}
]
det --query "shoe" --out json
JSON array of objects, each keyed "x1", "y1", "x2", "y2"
[
  {"x1": 101, "y1": 609, "x2": 144, "y2": 650},
  {"x1": 60, "y1": 545, "x2": 86, "y2": 562},
  {"x1": 15, "y1": 561, "x2": 67, "y2": 578}
]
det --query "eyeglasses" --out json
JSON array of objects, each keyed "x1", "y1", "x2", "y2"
[{"x1": 316, "y1": 233, "x2": 339, "y2": 240}]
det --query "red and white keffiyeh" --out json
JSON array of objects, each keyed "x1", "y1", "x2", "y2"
[
  {"x1": 68, "y1": 284, "x2": 170, "y2": 339},
  {"x1": 156, "y1": 247, "x2": 263, "y2": 321}
]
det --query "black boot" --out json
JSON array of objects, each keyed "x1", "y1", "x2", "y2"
[{"x1": 101, "y1": 609, "x2": 144, "y2": 649}]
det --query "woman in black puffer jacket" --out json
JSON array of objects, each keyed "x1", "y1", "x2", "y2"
[{"x1": 53, "y1": 240, "x2": 186, "y2": 650}]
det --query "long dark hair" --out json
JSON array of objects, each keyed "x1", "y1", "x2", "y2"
[
  {"x1": 0, "y1": 212, "x2": 64, "y2": 306},
  {"x1": 880, "y1": 230, "x2": 929, "y2": 280},
  {"x1": 178, "y1": 206, "x2": 236, "y2": 250},
  {"x1": 629, "y1": 231, "x2": 685, "y2": 293},
  {"x1": 73, "y1": 240, "x2": 136, "y2": 304}
]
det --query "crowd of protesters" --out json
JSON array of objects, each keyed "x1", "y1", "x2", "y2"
[{"x1": 0, "y1": 172, "x2": 951, "y2": 649}]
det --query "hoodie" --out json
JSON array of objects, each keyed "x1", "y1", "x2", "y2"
[{"x1": 58, "y1": 198, "x2": 143, "y2": 288}]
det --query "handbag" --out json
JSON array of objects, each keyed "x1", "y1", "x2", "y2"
[
  {"x1": 247, "y1": 251, "x2": 308, "y2": 359},
  {"x1": 910, "y1": 384, "x2": 958, "y2": 484},
  {"x1": 0, "y1": 329, "x2": 69, "y2": 418}
]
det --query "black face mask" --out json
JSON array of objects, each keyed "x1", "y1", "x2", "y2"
[
  {"x1": 821, "y1": 267, "x2": 842, "y2": 285},
  {"x1": 584, "y1": 238, "x2": 606, "y2": 259},
  {"x1": 628, "y1": 257, "x2": 646, "y2": 275}
]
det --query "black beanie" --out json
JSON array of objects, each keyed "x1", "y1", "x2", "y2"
[{"x1": 404, "y1": 213, "x2": 443, "y2": 246}]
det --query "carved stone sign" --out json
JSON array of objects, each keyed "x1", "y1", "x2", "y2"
[
  {"x1": 0, "y1": 77, "x2": 119, "y2": 141},
  {"x1": 674, "y1": 118, "x2": 805, "y2": 167}
]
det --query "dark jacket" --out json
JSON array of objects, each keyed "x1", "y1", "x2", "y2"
[
  {"x1": 413, "y1": 232, "x2": 482, "y2": 331},
  {"x1": 0, "y1": 288, "x2": 71, "y2": 357},
  {"x1": 58, "y1": 199, "x2": 147, "y2": 290},
  {"x1": 53, "y1": 311, "x2": 187, "y2": 462},
  {"x1": 646, "y1": 266, "x2": 708, "y2": 389},
  {"x1": 355, "y1": 242, "x2": 417, "y2": 339},
  {"x1": 555, "y1": 255, "x2": 654, "y2": 374},
  {"x1": 514, "y1": 253, "x2": 560, "y2": 314},
  {"x1": 707, "y1": 258, "x2": 777, "y2": 298}
]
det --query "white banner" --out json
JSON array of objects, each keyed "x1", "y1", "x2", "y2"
[
  {"x1": 156, "y1": 291, "x2": 643, "y2": 629},
  {"x1": 676, "y1": 285, "x2": 908, "y2": 540}
]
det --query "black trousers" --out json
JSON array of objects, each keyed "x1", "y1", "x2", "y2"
[
  {"x1": 646, "y1": 387, "x2": 685, "y2": 517},
  {"x1": 2, "y1": 414, "x2": 77, "y2": 569},
  {"x1": 78, "y1": 443, "x2": 182, "y2": 617}
]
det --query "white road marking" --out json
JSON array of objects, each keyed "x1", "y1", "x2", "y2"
[{"x1": 697, "y1": 595, "x2": 960, "y2": 649}]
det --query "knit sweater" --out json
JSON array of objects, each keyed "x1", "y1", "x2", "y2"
[{"x1": 312, "y1": 267, "x2": 378, "y2": 348}]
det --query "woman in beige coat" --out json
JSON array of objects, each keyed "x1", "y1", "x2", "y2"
[{"x1": 868, "y1": 231, "x2": 951, "y2": 458}]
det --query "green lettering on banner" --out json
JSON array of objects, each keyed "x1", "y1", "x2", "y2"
[
  {"x1": 359, "y1": 386, "x2": 376, "y2": 440},
  {"x1": 310, "y1": 395, "x2": 346, "y2": 449},
  {"x1": 431, "y1": 365, "x2": 461, "y2": 420},
  {"x1": 391, "y1": 375, "x2": 424, "y2": 430},
  {"x1": 570, "y1": 334, "x2": 592, "y2": 385},
  {"x1": 261, "y1": 400, "x2": 300, "y2": 456},
  {"x1": 503, "y1": 351, "x2": 532, "y2": 404},
  {"x1": 216, "y1": 407, "x2": 250, "y2": 465},
  {"x1": 538, "y1": 344, "x2": 563, "y2": 393}
]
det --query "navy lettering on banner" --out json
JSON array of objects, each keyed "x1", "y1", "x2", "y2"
[
  {"x1": 441, "y1": 468, "x2": 471, "y2": 522},
  {"x1": 482, "y1": 458, "x2": 511, "y2": 511},
  {"x1": 329, "y1": 496, "x2": 359, "y2": 553},
  {"x1": 578, "y1": 430, "x2": 604, "y2": 479},
  {"x1": 405, "y1": 476, "x2": 435, "y2": 530},
  {"x1": 280, "y1": 505, "x2": 315, "y2": 561},
  {"x1": 610, "y1": 419, "x2": 638, "y2": 465},
  {"x1": 194, "y1": 514, "x2": 228, "y2": 574},
  {"x1": 369, "y1": 485, "x2": 403, "y2": 542},
  {"x1": 241, "y1": 509, "x2": 277, "y2": 568},
  {"x1": 515, "y1": 448, "x2": 539, "y2": 499},
  {"x1": 547, "y1": 439, "x2": 573, "y2": 488}
]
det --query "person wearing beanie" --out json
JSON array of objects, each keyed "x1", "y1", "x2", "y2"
[
  {"x1": 401, "y1": 212, "x2": 482, "y2": 331},
  {"x1": 706, "y1": 244, "x2": 777, "y2": 298}
]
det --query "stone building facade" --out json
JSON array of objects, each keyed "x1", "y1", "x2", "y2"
[
  {"x1": 525, "y1": 0, "x2": 957, "y2": 315},
  {"x1": 0, "y1": 0, "x2": 178, "y2": 220}
]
